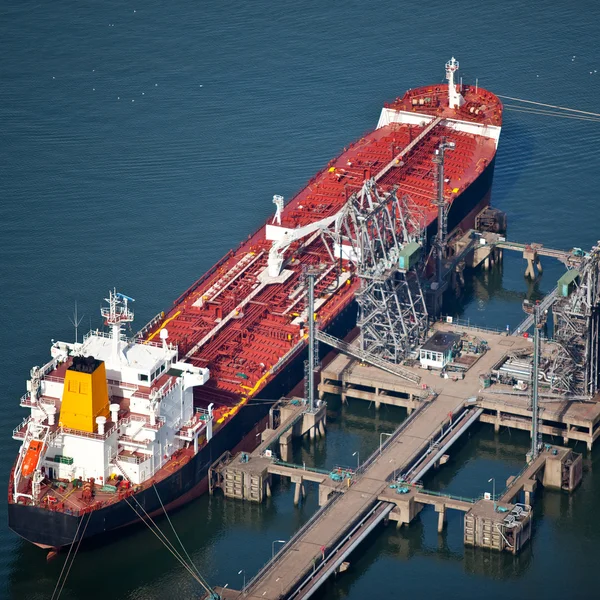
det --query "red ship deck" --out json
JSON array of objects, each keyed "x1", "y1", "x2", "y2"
[
  {"x1": 9, "y1": 77, "x2": 504, "y2": 531},
  {"x1": 142, "y1": 84, "x2": 503, "y2": 421}
]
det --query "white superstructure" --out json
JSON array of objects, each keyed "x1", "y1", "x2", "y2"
[{"x1": 12, "y1": 290, "x2": 210, "y2": 504}]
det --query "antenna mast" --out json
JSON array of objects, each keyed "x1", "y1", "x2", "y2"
[
  {"x1": 101, "y1": 289, "x2": 135, "y2": 362},
  {"x1": 68, "y1": 301, "x2": 85, "y2": 344}
]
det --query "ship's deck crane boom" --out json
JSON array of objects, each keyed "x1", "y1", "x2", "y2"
[{"x1": 267, "y1": 212, "x2": 341, "y2": 277}]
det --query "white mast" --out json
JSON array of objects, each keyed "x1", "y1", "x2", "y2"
[
  {"x1": 101, "y1": 289, "x2": 135, "y2": 363},
  {"x1": 445, "y1": 57, "x2": 465, "y2": 109},
  {"x1": 272, "y1": 195, "x2": 284, "y2": 226}
]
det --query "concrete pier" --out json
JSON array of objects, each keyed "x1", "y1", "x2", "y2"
[
  {"x1": 209, "y1": 398, "x2": 329, "y2": 502},
  {"x1": 320, "y1": 322, "x2": 600, "y2": 451},
  {"x1": 211, "y1": 322, "x2": 590, "y2": 599}
]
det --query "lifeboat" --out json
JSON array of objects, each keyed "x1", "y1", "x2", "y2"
[{"x1": 22, "y1": 440, "x2": 44, "y2": 477}]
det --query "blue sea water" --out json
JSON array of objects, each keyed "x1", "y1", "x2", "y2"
[{"x1": 1, "y1": 1, "x2": 600, "y2": 598}]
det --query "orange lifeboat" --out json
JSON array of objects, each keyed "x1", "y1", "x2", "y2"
[{"x1": 22, "y1": 440, "x2": 44, "y2": 477}]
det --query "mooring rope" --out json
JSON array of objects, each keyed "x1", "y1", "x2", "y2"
[
  {"x1": 51, "y1": 511, "x2": 93, "y2": 600},
  {"x1": 153, "y1": 484, "x2": 206, "y2": 582},
  {"x1": 124, "y1": 496, "x2": 214, "y2": 597},
  {"x1": 504, "y1": 104, "x2": 600, "y2": 123},
  {"x1": 497, "y1": 94, "x2": 600, "y2": 118}
]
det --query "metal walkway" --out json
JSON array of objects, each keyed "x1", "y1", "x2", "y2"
[
  {"x1": 240, "y1": 395, "x2": 479, "y2": 600},
  {"x1": 316, "y1": 330, "x2": 421, "y2": 384},
  {"x1": 495, "y1": 240, "x2": 574, "y2": 265},
  {"x1": 511, "y1": 286, "x2": 558, "y2": 335},
  {"x1": 252, "y1": 401, "x2": 307, "y2": 457}
]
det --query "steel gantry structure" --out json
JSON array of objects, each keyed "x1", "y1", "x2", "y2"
[
  {"x1": 333, "y1": 179, "x2": 428, "y2": 363},
  {"x1": 302, "y1": 266, "x2": 321, "y2": 413},
  {"x1": 550, "y1": 244, "x2": 600, "y2": 397}
]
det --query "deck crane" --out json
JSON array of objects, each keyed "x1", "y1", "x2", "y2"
[{"x1": 267, "y1": 212, "x2": 341, "y2": 277}]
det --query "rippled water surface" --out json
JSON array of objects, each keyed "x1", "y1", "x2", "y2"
[{"x1": 2, "y1": 1, "x2": 600, "y2": 598}]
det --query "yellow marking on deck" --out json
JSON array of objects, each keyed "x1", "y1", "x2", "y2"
[{"x1": 145, "y1": 311, "x2": 181, "y2": 342}]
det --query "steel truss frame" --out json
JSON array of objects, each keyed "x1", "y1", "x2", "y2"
[
  {"x1": 550, "y1": 244, "x2": 600, "y2": 397},
  {"x1": 334, "y1": 179, "x2": 428, "y2": 363}
]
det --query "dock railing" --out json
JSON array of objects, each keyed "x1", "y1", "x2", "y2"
[
  {"x1": 243, "y1": 489, "x2": 344, "y2": 593},
  {"x1": 438, "y1": 316, "x2": 508, "y2": 336}
]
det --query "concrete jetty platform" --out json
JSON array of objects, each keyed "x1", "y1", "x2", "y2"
[
  {"x1": 320, "y1": 322, "x2": 600, "y2": 450},
  {"x1": 208, "y1": 323, "x2": 586, "y2": 599}
]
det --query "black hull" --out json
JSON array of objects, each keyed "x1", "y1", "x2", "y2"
[
  {"x1": 7, "y1": 300, "x2": 358, "y2": 550},
  {"x1": 8, "y1": 399, "x2": 269, "y2": 548},
  {"x1": 426, "y1": 154, "x2": 497, "y2": 244},
  {"x1": 8, "y1": 154, "x2": 496, "y2": 550}
]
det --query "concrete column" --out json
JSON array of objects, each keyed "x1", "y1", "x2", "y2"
[
  {"x1": 265, "y1": 480, "x2": 271, "y2": 498},
  {"x1": 524, "y1": 490, "x2": 531, "y2": 505},
  {"x1": 318, "y1": 420, "x2": 326, "y2": 437},
  {"x1": 525, "y1": 258, "x2": 535, "y2": 279},
  {"x1": 536, "y1": 259, "x2": 543, "y2": 274},
  {"x1": 301, "y1": 483, "x2": 306, "y2": 499},
  {"x1": 294, "y1": 481, "x2": 302, "y2": 506},
  {"x1": 436, "y1": 505, "x2": 446, "y2": 533},
  {"x1": 310, "y1": 426, "x2": 316, "y2": 440},
  {"x1": 375, "y1": 400, "x2": 381, "y2": 410},
  {"x1": 280, "y1": 442, "x2": 290, "y2": 463},
  {"x1": 495, "y1": 409, "x2": 501, "y2": 433},
  {"x1": 563, "y1": 424, "x2": 570, "y2": 446}
]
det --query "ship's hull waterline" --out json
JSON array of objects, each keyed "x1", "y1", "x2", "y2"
[{"x1": 8, "y1": 156, "x2": 496, "y2": 550}]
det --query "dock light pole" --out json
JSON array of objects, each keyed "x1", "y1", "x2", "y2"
[
  {"x1": 303, "y1": 267, "x2": 320, "y2": 413},
  {"x1": 522, "y1": 299, "x2": 548, "y2": 462},
  {"x1": 238, "y1": 569, "x2": 245, "y2": 592},
  {"x1": 488, "y1": 477, "x2": 496, "y2": 511},
  {"x1": 389, "y1": 458, "x2": 397, "y2": 482},
  {"x1": 353, "y1": 451, "x2": 360, "y2": 470},
  {"x1": 272, "y1": 539, "x2": 286, "y2": 558},
  {"x1": 380, "y1": 432, "x2": 393, "y2": 455},
  {"x1": 432, "y1": 139, "x2": 456, "y2": 284}
]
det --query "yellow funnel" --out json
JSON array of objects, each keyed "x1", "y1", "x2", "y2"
[{"x1": 59, "y1": 357, "x2": 110, "y2": 433}]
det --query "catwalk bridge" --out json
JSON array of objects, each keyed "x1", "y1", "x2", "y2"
[
  {"x1": 221, "y1": 335, "x2": 526, "y2": 600},
  {"x1": 211, "y1": 324, "x2": 580, "y2": 600}
]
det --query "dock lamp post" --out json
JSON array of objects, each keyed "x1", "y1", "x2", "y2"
[
  {"x1": 488, "y1": 477, "x2": 496, "y2": 511},
  {"x1": 380, "y1": 432, "x2": 393, "y2": 455},
  {"x1": 272, "y1": 539, "x2": 286, "y2": 558},
  {"x1": 238, "y1": 569, "x2": 245, "y2": 592},
  {"x1": 389, "y1": 458, "x2": 397, "y2": 482},
  {"x1": 353, "y1": 451, "x2": 360, "y2": 471}
]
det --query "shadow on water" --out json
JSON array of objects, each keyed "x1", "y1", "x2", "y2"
[
  {"x1": 442, "y1": 261, "x2": 547, "y2": 323},
  {"x1": 491, "y1": 117, "x2": 536, "y2": 211}
]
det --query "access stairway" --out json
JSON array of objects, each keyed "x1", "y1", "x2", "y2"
[{"x1": 315, "y1": 330, "x2": 421, "y2": 384}]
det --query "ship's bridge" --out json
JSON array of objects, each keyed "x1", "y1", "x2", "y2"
[{"x1": 77, "y1": 331, "x2": 178, "y2": 387}]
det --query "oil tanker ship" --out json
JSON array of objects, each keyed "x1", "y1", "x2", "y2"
[{"x1": 8, "y1": 58, "x2": 502, "y2": 551}]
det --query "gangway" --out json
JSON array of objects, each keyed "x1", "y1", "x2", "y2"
[
  {"x1": 494, "y1": 241, "x2": 576, "y2": 265},
  {"x1": 316, "y1": 330, "x2": 421, "y2": 384},
  {"x1": 512, "y1": 286, "x2": 557, "y2": 336}
]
